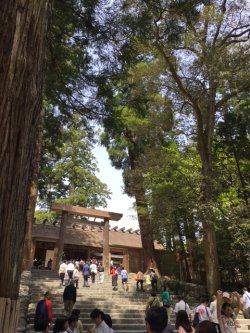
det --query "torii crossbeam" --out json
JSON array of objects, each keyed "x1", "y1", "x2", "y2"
[{"x1": 50, "y1": 203, "x2": 123, "y2": 272}]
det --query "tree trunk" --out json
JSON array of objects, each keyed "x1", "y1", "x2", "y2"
[
  {"x1": 0, "y1": 1, "x2": 52, "y2": 331},
  {"x1": 187, "y1": 240, "x2": 194, "y2": 282},
  {"x1": 126, "y1": 145, "x2": 159, "y2": 273},
  {"x1": 176, "y1": 220, "x2": 192, "y2": 283},
  {"x1": 134, "y1": 185, "x2": 158, "y2": 272},
  {"x1": 199, "y1": 163, "x2": 220, "y2": 296},
  {"x1": 196, "y1": 94, "x2": 220, "y2": 296},
  {"x1": 232, "y1": 147, "x2": 249, "y2": 207},
  {"x1": 22, "y1": 132, "x2": 42, "y2": 271},
  {"x1": 202, "y1": 216, "x2": 220, "y2": 294}
]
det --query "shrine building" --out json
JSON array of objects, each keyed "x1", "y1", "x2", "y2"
[{"x1": 32, "y1": 203, "x2": 164, "y2": 273}]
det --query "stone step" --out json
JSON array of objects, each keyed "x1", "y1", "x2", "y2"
[
  {"x1": 30, "y1": 283, "x2": 143, "y2": 286},
  {"x1": 29, "y1": 287, "x2": 197, "y2": 299},
  {"x1": 27, "y1": 323, "x2": 146, "y2": 330},
  {"x1": 29, "y1": 308, "x2": 144, "y2": 314},
  {"x1": 28, "y1": 301, "x2": 147, "y2": 308},
  {"x1": 29, "y1": 304, "x2": 147, "y2": 310},
  {"x1": 30, "y1": 297, "x2": 150, "y2": 306},
  {"x1": 30, "y1": 290, "x2": 156, "y2": 297},
  {"x1": 28, "y1": 317, "x2": 144, "y2": 324},
  {"x1": 27, "y1": 312, "x2": 145, "y2": 319},
  {"x1": 28, "y1": 312, "x2": 176, "y2": 322},
  {"x1": 28, "y1": 294, "x2": 171, "y2": 301},
  {"x1": 27, "y1": 308, "x2": 177, "y2": 322},
  {"x1": 28, "y1": 305, "x2": 146, "y2": 313},
  {"x1": 235, "y1": 318, "x2": 250, "y2": 333},
  {"x1": 238, "y1": 319, "x2": 250, "y2": 325},
  {"x1": 28, "y1": 330, "x2": 144, "y2": 333},
  {"x1": 30, "y1": 283, "x2": 151, "y2": 290},
  {"x1": 30, "y1": 294, "x2": 151, "y2": 298},
  {"x1": 28, "y1": 300, "x2": 150, "y2": 307},
  {"x1": 29, "y1": 288, "x2": 150, "y2": 294},
  {"x1": 23, "y1": 270, "x2": 200, "y2": 333}
]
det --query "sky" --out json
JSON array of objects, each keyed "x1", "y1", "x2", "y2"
[{"x1": 93, "y1": 145, "x2": 139, "y2": 230}]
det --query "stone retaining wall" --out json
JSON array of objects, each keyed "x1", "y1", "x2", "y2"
[
  {"x1": 17, "y1": 271, "x2": 31, "y2": 333},
  {"x1": 158, "y1": 277, "x2": 207, "y2": 299}
]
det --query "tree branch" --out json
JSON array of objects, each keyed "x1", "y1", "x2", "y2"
[
  {"x1": 155, "y1": 42, "x2": 200, "y2": 111},
  {"x1": 216, "y1": 82, "x2": 250, "y2": 109},
  {"x1": 212, "y1": 0, "x2": 227, "y2": 46},
  {"x1": 220, "y1": 25, "x2": 250, "y2": 46}
]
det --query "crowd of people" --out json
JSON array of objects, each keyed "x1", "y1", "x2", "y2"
[
  {"x1": 58, "y1": 259, "x2": 106, "y2": 289},
  {"x1": 34, "y1": 259, "x2": 250, "y2": 333},
  {"x1": 36, "y1": 257, "x2": 159, "y2": 293},
  {"x1": 57, "y1": 258, "x2": 131, "y2": 292},
  {"x1": 144, "y1": 288, "x2": 249, "y2": 333}
]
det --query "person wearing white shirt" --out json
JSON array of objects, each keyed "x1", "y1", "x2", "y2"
[
  {"x1": 87, "y1": 309, "x2": 111, "y2": 333},
  {"x1": 66, "y1": 315, "x2": 78, "y2": 333},
  {"x1": 90, "y1": 263, "x2": 98, "y2": 284},
  {"x1": 210, "y1": 295, "x2": 220, "y2": 332},
  {"x1": 67, "y1": 262, "x2": 75, "y2": 280},
  {"x1": 58, "y1": 261, "x2": 67, "y2": 287},
  {"x1": 98, "y1": 263, "x2": 105, "y2": 284},
  {"x1": 216, "y1": 291, "x2": 241, "y2": 333},
  {"x1": 195, "y1": 298, "x2": 212, "y2": 323},
  {"x1": 174, "y1": 296, "x2": 191, "y2": 320},
  {"x1": 243, "y1": 287, "x2": 250, "y2": 319},
  {"x1": 73, "y1": 266, "x2": 80, "y2": 289}
]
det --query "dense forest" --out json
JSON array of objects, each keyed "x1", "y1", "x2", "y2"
[
  {"x1": 0, "y1": 2, "x2": 249, "y2": 326},
  {"x1": 36, "y1": 0, "x2": 250, "y2": 293},
  {"x1": 34, "y1": 0, "x2": 250, "y2": 291}
]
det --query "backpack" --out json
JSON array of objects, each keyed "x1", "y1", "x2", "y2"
[
  {"x1": 192, "y1": 311, "x2": 200, "y2": 327},
  {"x1": 192, "y1": 306, "x2": 209, "y2": 327},
  {"x1": 150, "y1": 272, "x2": 158, "y2": 281},
  {"x1": 34, "y1": 299, "x2": 48, "y2": 331},
  {"x1": 121, "y1": 270, "x2": 128, "y2": 279},
  {"x1": 103, "y1": 313, "x2": 113, "y2": 328},
  {"x1": 149, "y1": 297, "x2": 161, "y2": 308}
]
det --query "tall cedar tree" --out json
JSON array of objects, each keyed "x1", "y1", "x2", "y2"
[
  {"x1": 0, "y1": 0, "x2": 52, "y2": 331},
  {"x1": 100, "y1": 0, "x2": 250, "y2": 295},
  {"x1": 101, "y1": 62, "x2": 173, "y2": 271},
  {"x1": 22, "y1": 0, "x2": 108, "y2": 270}
]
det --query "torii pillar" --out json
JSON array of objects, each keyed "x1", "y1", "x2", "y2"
[
  {"x1": 50, "y1": 203, "x2": 123, "y2": 272},
  {"x1": 103, "y1": 218, "x2": 110, "y2": 273},
  {"x1": 53, "y1": 210, "x2": 68, "y2": 270}
]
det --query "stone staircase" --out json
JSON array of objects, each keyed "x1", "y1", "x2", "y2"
[
  {"x1": 237, "y1": 319, "x2": 250, "y2": 333},
  {"x1": 26, "y1": 270, "x2": 142, "y2": 332},
  {"x1": 26, "y1": 270, "x2": 178, "y2": 333},
  {"x1": 25, "y1": 270, "x2": 250, "y2": 333}
]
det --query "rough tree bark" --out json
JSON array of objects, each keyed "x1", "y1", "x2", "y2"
[
  {"x1": 176, "y1": 220, "x2": 192, "y2": 283},
  {"x1": 129, "y1": 168, "x2": 158, "y2": 272},
  {"x1": 0, "y1": 1, "x2": 52, "y2": 331},
  {"x1": 154, "y1": 38, "x2": 221, "y2": 294},
  {"x1": 135, "y1": 190, "x2": 158, "y2": 272},
  {"x1": 22, "y1": 133, "x2": 42, "y2": 271},
  {"x1": 126, "y1": 144, "x2": 159, "y2": 273},
  {"x1": 196, "y1": 98, "x2": 220, "y2": 296}
]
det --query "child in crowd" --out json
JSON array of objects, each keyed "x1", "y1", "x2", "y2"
[
  {"x1": 217, "y1": 291, "x2": 241, "y2": 333},
  {"x1": 71, "y1": 309, "x2": 83, "y2": 333}
]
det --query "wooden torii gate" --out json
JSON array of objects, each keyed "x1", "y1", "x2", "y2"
[{"x1": 50, "y1": 203, "x2": 123, "y2": 273}]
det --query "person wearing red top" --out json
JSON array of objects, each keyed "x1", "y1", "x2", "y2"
[
  {"x1": 34, "y1": 291, "x2": 52, "y2": 333},
  {"x1": 110, "y1": 266, "x2": 118, "y2": 291},
  {"x1": 44, "y1": 291, "x2": 53, "y2": 328}
]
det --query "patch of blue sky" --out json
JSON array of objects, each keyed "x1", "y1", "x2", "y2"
[{"x1": 93, "y1": 137, "x2": 139, "y2": 230}]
